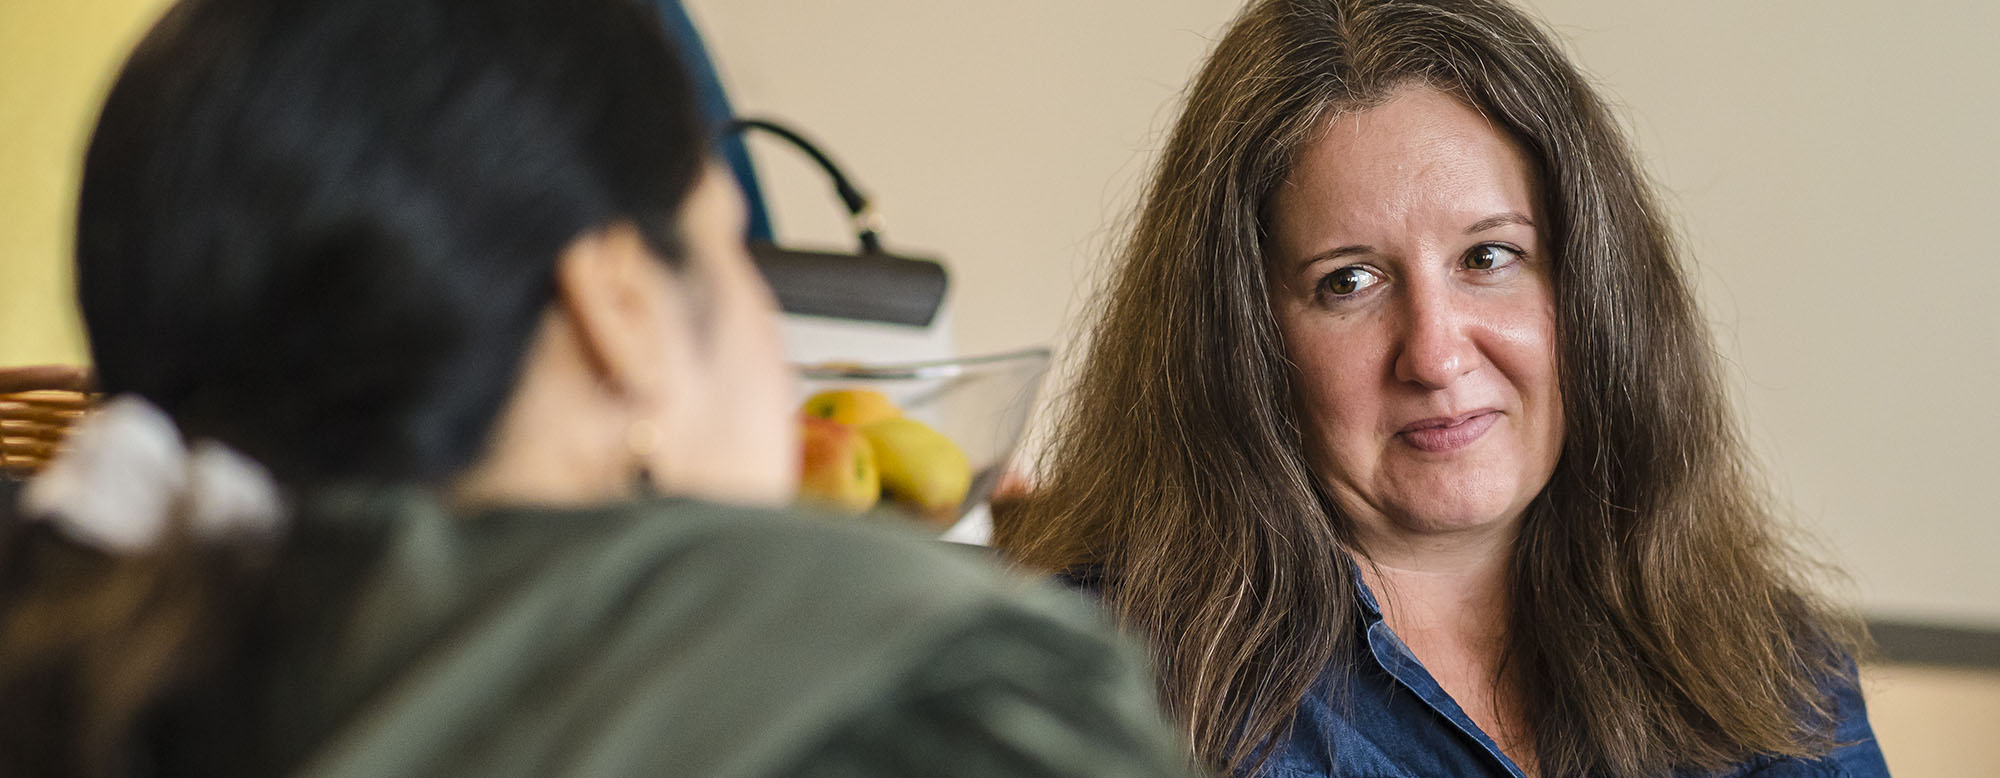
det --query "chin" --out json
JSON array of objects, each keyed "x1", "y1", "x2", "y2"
[
  {"x1": 1364, "y1": 455, "x2": 1542, "y2": 530},
  {"x1": 1383, "y1": 490, "x2": 1535, "y2": 536},
  {"x1": 1388, "y1": 512, "x2": 1502, "y2": 537}
]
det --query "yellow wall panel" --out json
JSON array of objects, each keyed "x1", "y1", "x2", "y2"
[{"x1": 0, "y1": 0, "x2": 173, "y2": 367}]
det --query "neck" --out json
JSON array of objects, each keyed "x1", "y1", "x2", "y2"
[
  {"x1": 450, "y1": 324, "x2": 634, "y2": 511},
  {"x1": 1354, "y1": 519, "x2": 1518, "y2": 649},
  {"x1": 1359, "y1": 552, "x2": 1511, "y2": 643},
  {"x1": 450, "y1": 431, "x2": 629, "y2": 510}
]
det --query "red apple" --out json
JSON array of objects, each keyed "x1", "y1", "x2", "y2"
[{"x1": 797, "y1": 415, "x2": 880, "y2": 514}]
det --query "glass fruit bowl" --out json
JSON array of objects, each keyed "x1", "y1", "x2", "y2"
[{"x1": 793, "y1": 347, "x2": 1049, "y2": 541}]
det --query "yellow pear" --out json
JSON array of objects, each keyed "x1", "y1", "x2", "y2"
[
  {"x1": 860, "y1": 417, "x2": 970, "y2": 525},
  {"x1": 797, "y1": 416, "x2": 880, "y2": 514},
  {"x1": 800, "y1": 388, "x2": 901, "y2": 427}
]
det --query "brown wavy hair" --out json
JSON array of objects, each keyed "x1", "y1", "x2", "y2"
[{"x1": 993, "y1": 0, "x2": 1863, "y2": 774}]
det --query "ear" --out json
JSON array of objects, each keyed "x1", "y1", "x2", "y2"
[{"x1": 552, "y1": 222, "x2": 684, "y2": 402}]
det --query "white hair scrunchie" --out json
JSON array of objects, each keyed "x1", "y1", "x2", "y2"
[{"x1": 21, "y1": 395, "x2": 286, "y2": 554}]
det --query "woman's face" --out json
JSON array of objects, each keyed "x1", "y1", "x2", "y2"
[
  {"x1": 1264, "y1": 85, "x2": 1563, "y2": 551},
  {"x1": 649, "y1": 166, "x2": 798, "y2": 505}
]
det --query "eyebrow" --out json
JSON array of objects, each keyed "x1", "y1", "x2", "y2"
[
  {"x1": 1464, "y1": 211, "x2": 1535, "y2": 235},
  {"x1": 1293, "y1": 243, "x2": 1375, "y2": 272}
]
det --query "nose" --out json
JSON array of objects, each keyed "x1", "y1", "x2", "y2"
[{"x1": 1392, "y1": 281, "x2": 1477, "y2": 390}]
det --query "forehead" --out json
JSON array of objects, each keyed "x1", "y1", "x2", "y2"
[{"x1": 1275, "y1": 86, "x2": 1541, "y2": 236}]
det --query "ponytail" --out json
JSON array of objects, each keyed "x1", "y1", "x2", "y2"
[{"x1": 0, "y1": 397, "x2": 284, "y2": 778}]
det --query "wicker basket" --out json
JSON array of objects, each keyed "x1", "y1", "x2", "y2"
[{"x1": 0, "y1": 366, "x2": 96, "y2": 480}]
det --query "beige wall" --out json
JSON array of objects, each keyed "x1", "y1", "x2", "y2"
[
  {"x1": 684, "y1": 1, "x2": 1244, "y2": 358},
  {"x1": 688, "y1": 0, "x2": 2000, "y2": 630}
]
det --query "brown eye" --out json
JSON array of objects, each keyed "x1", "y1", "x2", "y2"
[
  {"x1": 1319, "y1": 266, "x2": 1381, "y2": 298},
  {"x1": 1464, "y1": 244, "x2": 1523, "y2": 271}
]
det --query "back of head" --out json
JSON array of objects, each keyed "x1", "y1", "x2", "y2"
[
  {"x1": 77, "y1": 0, "x2": 706, "y2": 484},
  {"x1": 996, "y1": 0, "x2": 1857, "y2": 773},
  {"x1": 4, "y1": 0, "x2": 708, "y2": 774}
]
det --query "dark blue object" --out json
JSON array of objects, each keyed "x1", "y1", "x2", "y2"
[{"x1": 654, "y1": 1, "x2": 773, "y2": 240}]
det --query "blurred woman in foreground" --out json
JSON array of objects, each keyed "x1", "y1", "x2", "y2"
[
  {"x1": 0, "y1": 0, "x2": 1193, "y2": 775},
  {"x1": 996, "y1": 0, "x2": 1887, "y2": 775}
]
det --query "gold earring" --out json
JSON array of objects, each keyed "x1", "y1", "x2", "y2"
[{"x1": 627, "y1": 417, "x2": 661, "y2": 495}]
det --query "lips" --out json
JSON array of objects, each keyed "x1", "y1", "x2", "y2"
[{"x1": 1397, "y1": 410, "x2": 1499, "y2": 453}]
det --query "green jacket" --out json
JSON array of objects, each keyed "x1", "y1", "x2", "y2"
[{"x1": 176, "y1": 492, "x2": 1196, "y2": 778}]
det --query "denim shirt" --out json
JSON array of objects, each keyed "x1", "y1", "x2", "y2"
[
  {"x1": 1264, "y1": 578, "x2": 1890, "y2": 777},
  {"x1": 1067, "y1": 569, "x2": 1891, "y2": 778}
]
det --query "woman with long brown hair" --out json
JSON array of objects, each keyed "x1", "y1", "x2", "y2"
[{"x1": 994, "y1": 0, "x2": 1888, "y2": 776}]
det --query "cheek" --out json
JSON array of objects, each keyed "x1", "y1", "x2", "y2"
[
  {"x1": 1279, "y1": 311, "x2": 1391, "y2": 455},
  {"x1": 1484, "y1": 294, "x2": 1564, "y2": 452},
  {"x1": 725, "y1": 277, "x2": 796, "y2": 445},
  {"x1": 1489, "y1": 315, "x2": 1556, "y2": 381}
]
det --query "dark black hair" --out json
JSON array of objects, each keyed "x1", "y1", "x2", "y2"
[
  {"x1": 77, "y1": 0, "x2": 708, "y2": 483},
  {"x1": 2, "y1": 1, "x2": 711, "y2": 774}
]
